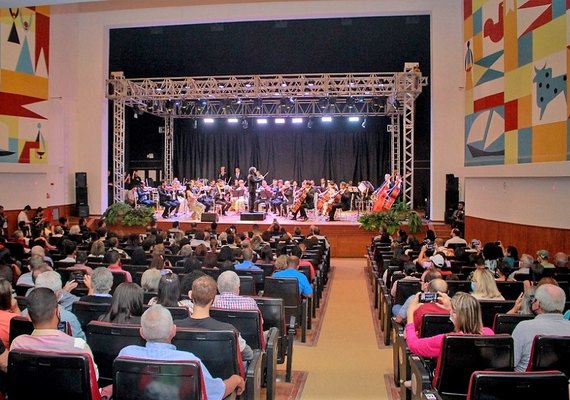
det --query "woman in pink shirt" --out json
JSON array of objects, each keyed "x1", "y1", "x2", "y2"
[
  {"x1": 405, "y1": 291, "x2": 494, "y2": 359},
  {"x1": 0, "y1": 278, "x2": 21, "y2": 347}
]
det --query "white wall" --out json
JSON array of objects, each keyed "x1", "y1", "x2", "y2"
[{"x1": 44, "y1": 0, "x2": 465, "y2": 216}]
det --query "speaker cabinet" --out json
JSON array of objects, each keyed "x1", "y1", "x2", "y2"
[
  {"x1": 77, "y1": 205, "x2": 89, "y2": 217},
  {"x1": 446, "y1": 173, "x2": 459, "y2": 192},
  {"x1": 240, "y1": 212, "x2": 266, "y2": 221},
  {"x1": 200, "y1": 213, "x2": 219, "y2": 222},
  {"x1": 75, "y1": 172, "x2": 87, "y2": 188},
  {"x1": 76, "y1": 187, "x2": 88, "y2": 205}
]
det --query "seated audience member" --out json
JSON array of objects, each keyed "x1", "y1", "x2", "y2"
[
  {"x1": 482, "y1": 242, "x2": 503, "y2": 273},
  {"x1": 536, "y1": 249, "x2": 555, "y2": 269},
  {"x1": 393, "y1": 269, "x2": 443, "y2": 323},
  {"x1": 272, "y1": 256, "x2": 313, "y2": 298},
  {"x1": 11, "y1": 287, "x2": 98, "y2": 378},
  {"x1": 58, "y1": 239, "x2": 78, "y2": 263},
  {"x1": 509, "y1": 253, "x2": 534, "y2": 280},
  {"x1": 17, "y1": 254, "x2": 45, "y2": 287},
  {"x1": 79, "y1": 267, "x2": 114, "y2": 304},
  {"x1": 147, "y1": 273, "x2": 193, "y2": 314},
  {"x1": 99, "y1": 282, "x2": 144, "y2": 324},
  {"x1": 180, "y1": 270, "x2": 206, "y2": 299},
  {"x1": 495, "y1": 261, "x2": 514, "y2": 282},
  {"x1": 512, "y1": 284, "x2": 570, "y2": 371},
  {"x1": 176, "y1": 275, "x2": 253, "y2": 362},
  {"x1": 444, "y1": 228, "x2": 467, "y2": 248},
  {"x1": 0, "y1": 278, "x2": 21, "y2": 347},
  {"x1": 141, "y1": 268, "x2": 162, "y2": 293},
  {"x1": 213, "y1": 271, "x2": 260, "y2": 311},
  {"x1": 502, "y1": 245, "x2": 519, "y2": 268},
  {"x1": 471, "y1": 268, "x2": 505, "y2": 300},
  {"x1": 119, "y1": 304, "x2": 244, "y2": 399},
  {"x1": 65, "y1": 250, "x2": 94, "y2": 276},
  {"x1": 405, "y1": 292, "x2": 494, "y2": 360},
  {"x1": 273, "y1": 255, "x2": 288, "y2": 272},
  {"x1": 554, "y1": 252, "x2": 568, "y2": 269},
  {"x1": 411, "y1": 278, "x2": 450, "y2": 334},
  {"x1": 106, "y1": 236, "x2": 130, "y2": 260},
  {"x1": 291, "y1": 245, "x2": 315, "y2": 280},
  {"x1": 390, "y1": 262, "x2": 421, "y2": 298},
  {"x1": 106, "y1": 250, "x2": 133, "y2": 282},
  {"x1": 234, "y1": 248, "x2": 262, "y2": 271}
]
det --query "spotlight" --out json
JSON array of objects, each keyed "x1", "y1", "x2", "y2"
[
  {"x1": 253, "y1": 98, "x2": 263, "y2": 110},
  {"x1": 346, "y1": 97, "x2": 355, "y2": 109},
  {"x1": 165, "y1": 100, "x2": 173, "y2": 113},
  {"x1": 307, "y1": 118, "x2": 314, "y2": 129},
  {"x1": 242, "y1": 118, "x2": 249, "y2": 129},
  {"x1": 328, "y1": 97, "x2": 337, "y2": 108},
  {"x1": 318, "y1": 97, "x2": 329, "y2": 110},
  {"x1": 361, "y1": 118, "x2": 367, "y2": 128}
]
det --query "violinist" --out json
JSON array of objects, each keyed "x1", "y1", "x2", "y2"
[
  {"x1": 218, "y1": 165, "x2": 230, "y2": 184},
  {"x1": 247, "y1": 167, "x2": 264, "y2": 212},
  {"x1": 290, "y1": 180, "x2": 315, "y2": 221},
  {"x1": 158, "y1": 180, "x2": 178, "y2": 219},
  {"x1": 328, "y1": 181, "x2": 351, "y2": 221},
  {"x1": 213, "y1": 179, "x2": 231, "y2": 215},
  {"x1": 282, "y1": 180, "x2": 294, "y2": 216},
  {"x1": 254, "y1": 180, "x2": 272, "y2": 212},
  {"x1": 136, "y1": 182, "x2": 155, "y2": 207},
  {"x1": 270, "y1": 179, "x2": 287, "y2": 216},
  {"x1": 185, "y1": 182, "x2": 206, "y2": 220}
]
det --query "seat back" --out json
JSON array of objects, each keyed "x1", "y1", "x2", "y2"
[
  {"x1": 210, "y1": 308, "x2": 264, "y2": 349},
  {"x1": 420, "y1": 314, "x2": 454, "y2": 338},
  {"x1": 527, "y1": 335, "x2": 570, "y2": 378},
  {"x1": 434, "y1": 335, "x2": 514, "y2": 397},
  {"x1": 446, "y1": 280, "x2": 472, "y2": 297},
  {"x1": 86, "y1": 321, "x2": 145, "y2": 385},
  {"x1": 8, "y1": 349, "x2": 101, "y2": 400},
  {"x1": 9, "y1": 316, "x2": 71, "y2": 345},
  {"x1": 263, "y1": 277, "x2": 301, "y2": 323},
  {"x1": 235, "y1": 269, "x2": 265, "y2": 294},
  {"x1": 467, "y1": 371, "x2": 569, "y2": 400},
  {"x1": 143, "y1": 305, "x2": 189, "y2": 320},
  {"x1": 495, "y1": 281, "x2": 524, "y2": 300},
  {"x1": 492, "y1": 313, "x2": 534, "y2": 335},
  {"x1": 4, "y1": 242, "x2": 26, "y2": 261},
  {"x1": 237, "y1": 275, "x2": 256, "y2": 296},
  {"x1": 173, "y1": 328, "x2": 244, "y2": 379},
  {"x1": 478, "y1": 300, "x2": 515, "y2": 328},
  {"x1": 72, "y1": 301, "x2": 110, "y2": 331},
  {"x1": 110, "y1": 271, "x2": 129, "y2": 294},
  {"x1": 112, "y1": 357, "x2": 206, "y2": 400},
  {"x1": 254, "y1": 296, "x2": 287, "y2": 361},
  {"x1": 394, "y1": 280, "x2": 421, "y2": 305}
]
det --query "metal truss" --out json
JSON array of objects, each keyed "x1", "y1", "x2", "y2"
[
  {"x1": 107, "y1": 68, "x2": 427, "y2": 206},
  {"x1": 164, "y1": 116, "x2": 174, "y2": 182}
]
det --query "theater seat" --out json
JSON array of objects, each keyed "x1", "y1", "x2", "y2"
[{"x1": 527, "y1": 335, "x2": 570, "y2": 379}]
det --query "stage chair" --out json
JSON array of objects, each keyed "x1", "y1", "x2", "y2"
[
  {"x1": 466, "y1": 371, "x2": 568, "y2": 400},
  {"x1": 112, "y1": 357, "x2": 206, "y2": 400},
  {"x1": 210, "y1": 308, "x2": 279, "y2": 400},
  {"x1": 173, "y1": 328, "x2": 263, "y2": 400},
  {"x1": 8, "y1": 349, "x2": 101, "y2": 400},
  {"x1": 492, "y1": 313, "x2": 534, "y2": 335},
  {"x1": 86, "y1": 321, "x2": 145, "y2": 386},
  {"x1": 409, "y1": 335, "x2": 513, "y2": 400},
  {"x1": 72, "y1": 301, "x2": 110, "y2": 331},
  {"x1": 254, "y1": 297, "x2": 295, "y2": 383},
  {"x1": 263, "y1": 277, "x2": 308, "y2": 343},
  {"x1": 527, "y1": 335, "x2": 570, "y2": 378}
]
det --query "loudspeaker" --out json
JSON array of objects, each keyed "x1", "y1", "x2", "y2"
[
  {"x1": 200, "y1": 213, "x2": 219, "y2": 222},
  {"x1": 445, "y1": 190, "x2": 459, "y2": 224},
  {"x1": 77, "y1": 205, "x2": 89, "y2": 217},
  {"x1": 75, "y1": 172, "x2": 87, "y2": 188},
  {"x1": 76, "y1": 187, "x2": 88, "y2": 205},
  {"x1": 445, "y1": 173, "x2": 458, "y2": 192},
  {"x1": 240, "y1": 212, "x2": 266, "y2": 221}
]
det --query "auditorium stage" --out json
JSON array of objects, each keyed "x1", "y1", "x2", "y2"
[{"x1": 152, "y1": 209, "x2": 373, "y2": 258}]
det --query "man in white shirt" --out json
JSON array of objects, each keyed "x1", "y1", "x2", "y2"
[{"x1": 444, "y1": 228, "x2": 467, "y2": 248}]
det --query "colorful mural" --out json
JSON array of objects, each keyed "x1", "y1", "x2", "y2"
[
  {"x1": 0, "y1": 7, "x2": 49, "y2": 164},
  {"x1": 464, "y1": 0, "x2": 569, "y2": 166}
]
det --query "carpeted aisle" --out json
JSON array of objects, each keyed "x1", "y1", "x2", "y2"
[{"x1": 293, "y1": 258, "x2": 393, "y2": 399}]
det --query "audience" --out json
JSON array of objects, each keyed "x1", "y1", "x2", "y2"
[
  {"x1": 99, "y1": 282, "x2": 144, "y2": 324},
  {"x1": 147, "y1": 273, "x2": 193, "y2": 314},
  {"x1": 79, "y1": 267, "x2": 114, "y2": 304},
  {"x1": 0, "y1": 278, "x2": 20, "y2": 347},
  {"x1": 273, "y1": 256, "x2": 313, "y2": 298},
  {"x1": 470, "y1": 268, "x2": 504, "y2": 300}
]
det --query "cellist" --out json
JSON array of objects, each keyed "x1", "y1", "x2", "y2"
[
  {"x1": 290, "y1": 180, "x2": 315, "y2": 221},
  {"x1": 328, "y1": 181, "x2": 352, "y2": 221}
]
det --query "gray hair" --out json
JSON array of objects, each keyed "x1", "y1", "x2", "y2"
[
  {"x1": 217, "y1": 270, "x2": 240, "y2": 294},
  {"x1": 35, "y1": 270, "x2": 63, "y2": 292},
  {"x1": 91, "y1": 267, "x2": 114, "y2": 294},
  {"x1": 520, "y1": 254, "x2": 534, "y2": 269},
  {"x1": 69, "y1": 225, "x2": 81, "y2": 235},
  {"x1": 141, "y1": 304, "x2": 173, "y2": 342},
  {"x1": 427, "y1": 278, "x2": 448, "y2": 294},
  {"x1": 535, "y1": 283, "x2": 566, "y2": 313},
  {"x1": 29, "y1": 254, "x2": 46, "y2": 269},
  {"x1": 554, "y1": 252, "x2": 568, "y2": 269},
  {"x1": 141, "y1": 268, "x2": 162, "y2": 292},
  {"x1": 30, "y1": 246, "x2": 45, "y2": 257}
]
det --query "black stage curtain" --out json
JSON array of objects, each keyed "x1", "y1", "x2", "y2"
[{"x1": 174, "y1": 117, "x2": 389, "y2": 186}]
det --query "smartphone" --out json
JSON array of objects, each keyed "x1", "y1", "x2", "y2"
[
  {"x1": 419, "y1": 292, "x2": 438, "y2": 303},
  {"x1": 74, "y1": 272, "x2": 84, "y2": 284}
]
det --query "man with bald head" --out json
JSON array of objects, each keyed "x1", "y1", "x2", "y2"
[
  {"x1": 512, "y1": 283, "x2": 570, "y2": 371},
  {"x1": 411, "y1": 278, "x2": 449, "y2": 333}
]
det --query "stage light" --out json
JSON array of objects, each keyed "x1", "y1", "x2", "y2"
[
  {"x1": 204, "y1": 118, "x2": 214, "y2": 124},
  {"x1": 253, "y1": 98, "x2": 263, "y2": 110},
  {"x1": 228, "y1": 118, "x2": 239, "y2": 123},
  {"x1": 328, "y1": 97, "x2": 337, "y2": 108},
  {"x1": 349, "y1": 116, "x2": 360, "y2": 122},
  {"x1": 193, "y1": 119, "x2": 198, "y2": 129},
  {"x1": 307, "y1": 118, "x2": 314, "y2": 129},
  {"x1": 292, "y1": 118, "x2": 303, "y2": 124},
  {"x1": 321, "y1": 116, "x2": 332, "y2": 122},
  {"x1": 242, "y1": 118, "x2": 249, "y2": 129},
  {"x1": 257, "y1": 118, "x2": 268, "y2": 124},
  {"x1": 346, "y1": 97, "x2": 355, "y2": 108},
  {"x1": 318, "y1": 97, "x2": 329, "y2": 110},
  {"x1": 165, "y1": 100, "x2": 173, "y2": 113},
  {"x1": 361, "y1": 118, "x2": 367, "y2": 128},
  {"x1": 275, "y1": 118, "x2": 285, "y2": 124}
]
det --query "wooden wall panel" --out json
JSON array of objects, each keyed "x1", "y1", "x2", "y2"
[{"x1": 465, "y1": 216, "x2": 570, "y2": 256}]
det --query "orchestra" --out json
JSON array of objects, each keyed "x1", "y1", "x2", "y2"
[{"x1": 126, "y1": 168, "x2": 402, "y2": 221}]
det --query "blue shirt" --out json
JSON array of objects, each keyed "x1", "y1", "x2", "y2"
[
  {"x1": 234, "y1": 260, "x2": 262, "y2": 271},
  {"x1": 119, "y1": 342, "x2": 226, "y2": 400},
  {"x1": 273, "y1": 269, "x2": 313, "y2": 296}
]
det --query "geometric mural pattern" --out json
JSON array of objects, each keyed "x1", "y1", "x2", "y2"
[
  {"x1": 0, "y1": 6, "x2": 49, "y2": 164},
  {"x1": 464, "y1": 0, "x2": 569, "y2": 166}
]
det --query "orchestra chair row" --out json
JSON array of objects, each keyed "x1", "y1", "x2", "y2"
[
  {"x1": 421, "y1": 370, "x2": 568, "y2": 400},
  {"x1": 86, "y1": 321, "x2": 262, "y2": 400}
]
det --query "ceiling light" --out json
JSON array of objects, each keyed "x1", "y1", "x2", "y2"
[
  {"x1": 204, "y1": 118, "x2": 214, "y2": 124},
  {"x1": 275, "y1": 118, "x2": 285, "y2": 124},
  {"x1": 228, "y1": 118, "x2": 239, "y2": 123},
  {"x1": 349, "y1": 116, "x2": 360, "y2": 122},
  {"x1": 257, "y1": 118, "x2": 268, "y2": 124},
  {"x1": 321, "y1": 116, "x2": 332, "y2": 122}
]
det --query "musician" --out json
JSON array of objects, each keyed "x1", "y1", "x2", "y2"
[
  {"x1": 282, "y1": 180, "x2": 294, "y2": 216},
  {"x1": 125, "y1": 185, "x2": 137, "y2": 207},
  {"x1": 213, "y1": 179, "x2": 231, "y2": 215},
  {"x1": 328, "y1": 182, "x2": 351, "y2": 221},
  {"x1": 230, "y1": 180, "x2": 247, "y2": 213},
  {"x1": 136, "y1": 182, "x2": 156, "y2": 207},
  {"x1": 254, "y1": 180, "x2": 272, "y2": 212},
  {"x1": 218, "y1": 166, "x2": 230, "y2": 184},
  {"x1": 233, "y1": 167, "x2": 243, "y2": 182},
  {"x1": 247, "y1": 167, "x2": 263, "y2": 212},
  {"x1": 158, "y1": 181, "x2": 178, "y2": 219},
  {"x1": 270, "y1": 179, "x2": 287, "y2": 216},
  {"x1": 290, "y1": 180, "x2": 315, "y2": 221},
  {"x1": 185, "y1": 182, "x2": 206, "y2": 220},
  {"x1": 196, "y1": 181, "x2": 213, "y2": 213},
  {"x1": 318, "y1": 178, "x2": 328, "y2": 193}
]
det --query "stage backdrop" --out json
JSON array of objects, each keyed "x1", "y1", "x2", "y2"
[{"x1": 464, "y1": 0, "x2": 570, "y2": 166}]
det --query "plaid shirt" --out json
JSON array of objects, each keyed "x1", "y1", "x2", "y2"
[{"x1": 212, "y1": 292, "x2": 259, "y2": 311}]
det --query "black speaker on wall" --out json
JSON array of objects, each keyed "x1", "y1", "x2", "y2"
[
  {"x1": 445, "y1": 174, "x2": 459, "y2": 224},
  {"x1": 77, "y1": 205, "x2": 90, "y2": 217},
  {"x1": 75, "y1": 172, "x2": 87, "y2": 188},
  {"x1": 76, "y1": 187, "x2": 88, "y2": 205},
  {"x1": 75, "y1": 172, "x2": 88, "y2": 216}
]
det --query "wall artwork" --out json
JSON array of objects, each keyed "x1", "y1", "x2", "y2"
[
  {"x1": 0, "y1": 6, "x2": 49, "y2": 164},
  {"x1": 464, "y1": 0, "x2": 569, "y2": 166}
]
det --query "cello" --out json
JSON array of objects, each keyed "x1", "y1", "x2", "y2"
[{"x1": 290, "y1": 184, "x2": 308, "y2": 215}]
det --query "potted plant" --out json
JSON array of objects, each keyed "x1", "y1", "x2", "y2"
[
  {"x1": 358, "y1": 210, "x2": 400, "y2": 234},
  {"x1": 103, "y1": 203, "x2": 155, "y2": 226}
]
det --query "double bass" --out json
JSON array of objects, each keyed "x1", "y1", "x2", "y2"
[{"x1": 372, "y1": 173, "x2": 402, "y2": 212}]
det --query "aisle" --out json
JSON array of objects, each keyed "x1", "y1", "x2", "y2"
[{"x1": 293, "y1": 258, "x2": 393, "y2": 399}]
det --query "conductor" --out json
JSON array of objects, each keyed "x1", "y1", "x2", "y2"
[{"x1": 247, "y1": 167, "x2": 263, "y2": 212}]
